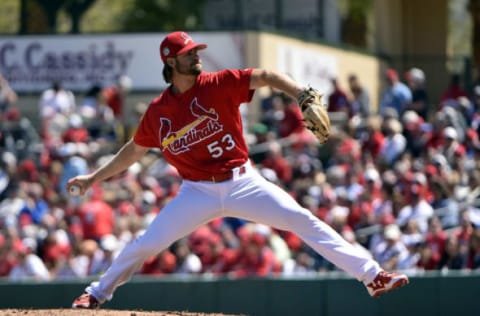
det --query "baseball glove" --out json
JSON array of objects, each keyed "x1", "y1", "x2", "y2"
[{"x1": 297, "y1": 87, "x2": 331, "y2": 144}]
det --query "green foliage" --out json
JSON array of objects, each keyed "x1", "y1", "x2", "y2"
[
  {"x1": 81, "y1": 0, "x2": 135, "y2": 33},
  {"x1": 345, "y1": 0, "x2": 372, "y2": 22},
  {"x1": 64, "y1": 0, "x2": 97, "y2": 33},
  {"x1": 119, "y1": 0, "x2": 206, "y2": 32},
  {"x1": 0, "y1": 0, "x2": 20, "y2": 34},
  {"x1": 0, "y1": 0, "x2": 206, "y2": 34}
]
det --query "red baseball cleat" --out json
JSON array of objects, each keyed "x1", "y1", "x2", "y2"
[
  {"x1": 366, "y1": 271, "x2": 409, "y2": 298},
  {"x1": 71, "y1": 292, "x2": 100, "y2": 309}
]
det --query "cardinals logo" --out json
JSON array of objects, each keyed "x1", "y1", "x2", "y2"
[
  {"x1": 159, "y1": 98, "x2": 222, "y2": 154},
  {"x1": 180, "y1": 32, "x2": 192, "y2": 45}
]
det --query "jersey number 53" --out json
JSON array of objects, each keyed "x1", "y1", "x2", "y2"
[{"x1": 207, "y1": 134, "x2": 235, "y2": 158}]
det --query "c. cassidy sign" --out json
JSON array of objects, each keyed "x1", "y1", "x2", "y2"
[
  {"x1": 0, "y1": 33, "x2": 245, "y2": 92},
  {"x1": 0, "y1": 41, "x2": 133, "y2": 88}
]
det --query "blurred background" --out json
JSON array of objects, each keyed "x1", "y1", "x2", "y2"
[{"x1": 1, "y1": 1, "x2": 480, "y2": 315}]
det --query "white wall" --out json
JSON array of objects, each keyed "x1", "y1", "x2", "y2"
[{"x1": 0, "y1": 33, "x2": 246, "y2": 92}]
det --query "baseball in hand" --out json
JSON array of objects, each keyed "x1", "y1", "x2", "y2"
[{"x1": 69, "y1": 185, "x2": 81, "y2": 196}]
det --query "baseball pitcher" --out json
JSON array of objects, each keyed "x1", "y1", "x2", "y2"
[{"x1": 70, "y1": 31, "x2": 408, "y2": 309}]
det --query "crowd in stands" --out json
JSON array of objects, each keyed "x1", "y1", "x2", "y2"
[{"x1": 1, "y1": 66, "x2": 480, "y2": 282}]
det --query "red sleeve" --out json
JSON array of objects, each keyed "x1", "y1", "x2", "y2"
[
  {"x1": 216, "y1": 69, "x2": 254, "y2": 105},
  {"x1": 133, "y1": 105, "x2": 160, "y2": 148}
]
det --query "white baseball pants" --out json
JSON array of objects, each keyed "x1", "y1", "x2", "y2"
[{"x1": 86, "y1": 163, "x2": 381, "y2": 302}]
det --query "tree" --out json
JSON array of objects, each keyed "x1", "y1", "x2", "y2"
[
  {"x1": 32, "y1": 0, "x2": 64, "y2": 33},
  {"x1": 469, "y1": 0, "x2": 480, "y2": 80},
  {"x1": 120, "y1": 0, "x2": 206, "y2": 32},
  {"x1": 340, "y1": 0, "x2": 372, "y2": 48},
  {"x1": 19, "y1": 0, "x2": 50, "y2": 34},
  {"x1": 64, "y1": 0, "x2": 97, "y2": 33},
  {"x1": 20, "y1": 0, "x2": 98, "y2": 34}
]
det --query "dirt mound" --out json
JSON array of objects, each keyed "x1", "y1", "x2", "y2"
[{"x1": 0, "y1": 309, "x2": 242, "y2": 316}]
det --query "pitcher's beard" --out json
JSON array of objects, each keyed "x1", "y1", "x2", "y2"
[
  {"x1": 191, "y1": 66, "x2": 202, "y2": 75},
  {"x1": 176, "y1": 63, "x2": 202, "y2": 76}
]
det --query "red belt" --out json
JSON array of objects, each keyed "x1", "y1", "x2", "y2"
[{"x1": 197, "y1": 166, "x2": 247, "y2": 183}]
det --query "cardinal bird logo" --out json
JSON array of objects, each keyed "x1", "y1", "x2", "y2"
[
  {"x1": 190, "y1": 98, "x2": 218, "y2": 120},
  {"x1": 159, "y1": 118, "x2": 172, "y2": 145},
  {"x1": 159, "y1": 98, "x2": 222, "y2": 154},
  {"x1": 180, "y1": 32, "x2": 192, "y2": 45}
]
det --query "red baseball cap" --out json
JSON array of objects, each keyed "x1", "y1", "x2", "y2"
[{"x1": 160, "y1": 31, "x2": 207, "y2": 63}]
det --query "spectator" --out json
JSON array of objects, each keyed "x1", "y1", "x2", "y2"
[
  {"x1": 259, "y1": 87, "x2": 281, "y2": 128},
  {"x1": 361, "y1": 167, "x2": 383, "y2": 208},
  {"x1": 396, "y1": 183, "x2": 434, "y2": 234},
  {"x1": 62, "y1": 114, "x2": 89, "y2": 143},
  {"x1": 372, "y1": 183, "x2": 396, "y2": 227},
  {"x1": 0, "y1": 73, "x2": 18, "y2": 114},
  {"x1": 171, "y1": 238, "x2": 202, "y2": 274},
  {"x1": 39, "y1": 81, "x2": 75, "y2": 119},
  {"x1": 76, "y1": 197, "x2": 114, "y2": 241},
  {"x1": 342, "y1": 229, "x2": 372, "y2": 260},
  {"x1": 471, "y1": 85, "x2": 480, "y2": 130},
  {"x1": 277, "y1": 94, "x2": 305, "y2": 138},
  {"x1": 0, "y1": 183, "x2": 25, "y2": 229},
  {"x1": 9, "y1": 238, "x2": 51, "y2": 281},
  {"x1": 141, "y1": 250, "x2": 177, "y2": 276},
  {"x1": 438, "y1": 235, "x2": 468, "y2": 270},
  {"x1": 379, "y1": 68, "x2": 412, "y2": 117},
  {"x1": 404, "y1": 67, "x2": 429, "y2": 120},
  {"x1": 347, "y1": 74, "x2": 370, "y2": 118},
  {"x1": 19, "y1": 183, "x2": 52, "y2": 226},
  {"x1": 57, "y1": 239, "x2": 102, "y2": 278},
  {"x1": 232, "y1": 231, "x2": 280, "y2": 277},
  {"x1": 469, "y1": 229, "x2": 480, "y2": 269},
  {"x1": 453, "y1": 209, "x2": 475, "y2": 246},
  {"x1": 372, "y1": 223, "x2": 407, "y2": 270},
  {"x1": 423, "y1": 216, "x2": 447, "y2": 268},
  {"x1": 430, "y1": 179, "x2": 459, "y2": 229},
  {"x1": 402, "y1": 218, "x2": 423, "y2": 243},
  {"x1": 361, "y1": 116, "x2": 385, "y2": 160},
  {"x1": 103, "y1": 75, "x2": 132, "y2": 119},
  {"x1": 439, "y1": 111, "x2": 467, "y2": 149},
  {"x1": 79, "y1": 85, "x2": 116, "y2": 141},
  {"x1": 101, "y1": 75, "x2": 133, "y2": 144},
  {"x1": 188, "y1": 226, "x2": 220, "y2": 272},
  {"x1": 440, "y1": 74, "x2": 469, "y2": 108},
  {"x1": 441, "y1": 126, "x2": 464, "y2": 165},
  {"x1": 0, "y1": 107, "x2": 40, "y2": 161},
  {"x1": 261, "y1": 141, "x2": 293, "y2": 183},
  {"x1": 398, "y1": 219, "x2": 423, "y2": 271},
  {"x1": 282, "y1": 250, "x2": 317, "y2": 276},
  {"x1": 401, "y1": 110, "x2": 429, "y2": 158},
  {"x1": 397, "y1": 238, "x2": 421, "y2": 271},
  {"x1": 417, "y1": 242, "x2": 439, "y2": 270},
  {"x1": 327, "y1": 77, "x2": 349, "y2": 115},
  {"x1": 0, "y1": 231, "x2": 22, "y2": 277},
  {"x1": 39, "y1": 81, "x2": 76, "y2": 148},
  {"x1": 90, "y1": 234, "x2": 120, "y2": 275},
  {"x1": 79, "y1": 85, "x2": 103, "y2": 119},
  {"x1": 456, "y1": 96, "x2": 474, "y2": 126},
  {"x1": 57, "y1": 143, "x2": 89, "y2": 196},
  {"x1": 378, "y1": 118, "x2": 406, "y2": 166},
  {"x1": 41, "y1": 230, "x2": 71, "y2": 274}
]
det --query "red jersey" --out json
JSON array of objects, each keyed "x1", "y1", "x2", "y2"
[{"x1": 134, "y1": 69, "x2": 254, "y2": 181}]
